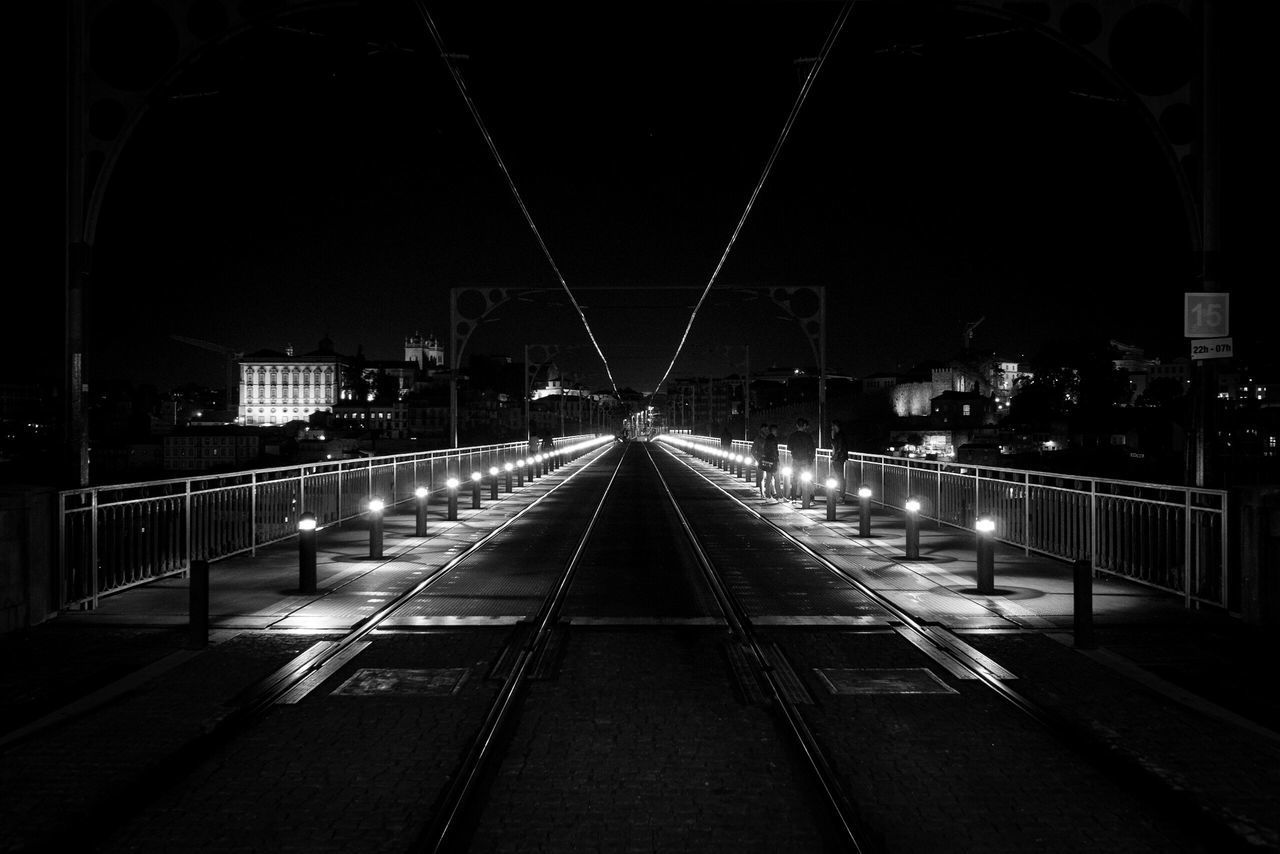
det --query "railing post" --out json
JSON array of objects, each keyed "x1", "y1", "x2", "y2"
[
  {"x1": 1184, "y1": 490, "x2": 1193, "y2": 608},
  {"x1": 90, "y1": 490, "x2": 99, "y2": 609},
  {"x1": 1090, "y1": 479, "x2": 1098, "y2": 573},
  {"x1": 1023, "y1": 472, "x2": 1030, "y2": 555},
  {"x1": 1220, "y1": 492, "x2": 1229, "y2": 611},
  {"x1": 250, "y1": 472, "x2": 258, "y2": 557},
  {"x1": 184, "y1": 480, "x2": 192, "y2": 572}
]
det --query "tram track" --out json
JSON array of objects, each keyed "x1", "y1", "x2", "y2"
[
  {"x1": 20, "y1": 437, "x2": 1251, "y2": 853},
  {"x1": 34, "y1": 439, "x2": 616, "y2": 854},
  {"x1": 653, "y1": 439, "x2": 1259, "y2": 854}
]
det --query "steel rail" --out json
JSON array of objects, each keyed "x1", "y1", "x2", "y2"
[
  {"x1": 418, "y1": 445, "x2": 630, "y2": 853},
  {"x1": 235, "y1": 440, "x2": 618, "y2": 718},
  {"x1": 656, "y1": 441, "x2": 1258, "y2": 853},
  {"x1": 34, "y1": 441, "x2": 618, "y2": 854},
  {"x1": 655, "y1": 440, "x2": 1052, "y2": 723},
  {"x1": 642, "y1": 443, "x2": 867, "y2": 853}
]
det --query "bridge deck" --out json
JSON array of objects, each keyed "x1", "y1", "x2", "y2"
[{"x1": 2, "y1": 440, "x2": 1277, "y2": 852}]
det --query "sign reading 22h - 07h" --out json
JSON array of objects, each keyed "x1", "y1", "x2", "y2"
[{"x1": 1184, "y1": 292, "x2": 1230, "y2": 338}]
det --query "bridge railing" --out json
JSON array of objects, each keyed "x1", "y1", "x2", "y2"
[
  {"x1": 672, "y1": 434, "x2": 1230, "y2": 610},
  {"x1": 58, "y1": 435, "x2": 599, "y2": 609}
]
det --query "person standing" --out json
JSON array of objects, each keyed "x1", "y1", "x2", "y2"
[
  {"x1": 786, "y1": 417, "x2": 816, "y2": 506},
  {"x1": 751, "y1": 422, "x2": 769, "y2": 496},
  {"x1": 760, "y1": 424, "x2": 780, "y2": 503},
  {"x1": 829, "y1": 420, "x2": 849, "y2": 504}
]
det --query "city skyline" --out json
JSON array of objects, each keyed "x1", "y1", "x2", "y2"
[{"x1": 41, "y1": 2, "x2": 1258, "y2": 401}]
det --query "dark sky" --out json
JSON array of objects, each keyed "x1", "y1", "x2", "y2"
[{"x1": 41, "y1": 1, "x2": 1258, "y2": 397}]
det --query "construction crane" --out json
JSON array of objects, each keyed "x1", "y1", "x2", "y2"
[
  {"x1": 171, "y1": 335, "x2": 244, "y2": 409},
  {"x1": 962, "y1": 317, "x2": 985, "y2": 351}
]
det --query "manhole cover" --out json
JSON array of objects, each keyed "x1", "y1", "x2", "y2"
[
  {"x1": 814, "y1": 667, "x2": 957, "y2": 695},
  {"x1": 332, "y1": 668, "x2": 470, "y2": 697}
]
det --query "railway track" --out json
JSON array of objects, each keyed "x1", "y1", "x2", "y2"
[{"x1": 16, "y1": 438, "x2": 1247, "y2": 853}]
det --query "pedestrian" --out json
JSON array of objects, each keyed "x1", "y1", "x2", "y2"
[
  {"x1": 751, "y1": 422, "x2": 769, "y2": 495},
  {"x1": 829, "y1": 420, "x2": 849, "y2": 504},
  {"x1": 760, "y1": 424, "x2": 780, "y2": 503},
  {"x1": 540, "y1": 431, "x2": 555, "y2": 465},
  {"x1": 786, "y1": 417, "x2": 816, "y2": 505},
  {"x1": 719, "y1": 423, "x2": 734, "y2": 455}
]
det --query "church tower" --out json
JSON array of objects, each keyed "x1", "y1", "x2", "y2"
[{"x1": 404, "y1": 332, "x2": 444, "y2": 369}]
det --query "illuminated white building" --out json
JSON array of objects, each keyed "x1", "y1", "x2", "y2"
[{"x1": 238, "y1": 337, "x2": 344, "y2": 426}]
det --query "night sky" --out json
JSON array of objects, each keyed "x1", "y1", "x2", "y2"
[{"x1": 41, "y1": 2, "x2": 1262, "y2": 398}]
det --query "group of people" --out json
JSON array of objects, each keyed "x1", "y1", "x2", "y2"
[{"x1": 749, "y1": 418, "x2": 849, "y2": 506}]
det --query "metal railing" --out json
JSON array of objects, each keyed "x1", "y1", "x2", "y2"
[
  {"x1": 674, "y1": 434, "x2": 1230, "y2": 610},
  {"x1": 58, "y1": 436, "x2": 597, "y2": 609}
]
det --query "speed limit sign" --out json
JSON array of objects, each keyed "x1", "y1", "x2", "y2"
[{"x1": 1184, "y1": 292, "x2": 1229, "y2": 338}]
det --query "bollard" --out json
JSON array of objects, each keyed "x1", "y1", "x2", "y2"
[
  {"x1": 904, "y1": 499, "x2": 921, "y2": 559},
  {"x1": 858, "y1": 486, "x2": 872, "y2": 537},
  {"x1": 800, "y1": 470, "x2": 813, "y2": 510},
  {"x1": 825, "y1": 478, "x2": 838, "y2": 521},
  {"x1": 368, "y1": 498, "x2": 384, "y2": 559},
  {"x1": 1073, "y1": 559, "x2": 1096, "y2": 648},
  {"x1": 781, "y1": 466, "x2": 793, "y2": 503},
  {"x1": 446, "y1": 478, "x2": 459, "y2": 520},
  {"x1": 187, "y1": 558, "x2": 209, "y2": 650},
  {"x1": 414, "y1": 487, "x2": 428, "y2": 537},
  {"x1": 516, "y1": 459, "x2": 525, "y2": 487},
  {"x1": 745, "y1": 457, "x2": 754, "y2": 483},
  {"x1": 533, "y1": 454, "x2": 542, "y2": 479},
  {"x1": 471, "y1": 472, "x2": 482, "y2": 509},
  {"x1": 299, "y1": 512, "x2": 318, "y2": 593},
  {"x1": 504, "y1": 462, "x2": 514, "y2": 492},
  {"x1": 975, "y1": 517, "x2": 996, "y2": 594},
  {"x1": 489, "y1": 466, "x2": 499, "y2": 500}
]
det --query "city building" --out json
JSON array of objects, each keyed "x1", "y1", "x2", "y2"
[{"x1": 238, "y1": 336, "x2": 344, "y2": 426}]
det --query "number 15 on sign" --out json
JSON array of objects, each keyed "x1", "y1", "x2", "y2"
[{"x1": 1184, "y1": 292, "x2": 1229, "y2": 338}]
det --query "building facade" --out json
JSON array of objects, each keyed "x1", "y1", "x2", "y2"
[{"x1": 238, "y1": 337, "x2": 345, "y2": 426}]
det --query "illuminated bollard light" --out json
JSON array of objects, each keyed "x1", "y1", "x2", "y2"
[
  {"x1": 471, "y1": 472, "x2": 482, "y2": 509},
  {"x1": 368, "y1": 498, "x2": 385, "y2": 559},
  {"x1": 1073, "y1": 558, "x2": 1096, "y2": 649},
  {"x1": 826, "y1": 478, "x2": 839, "y2": 521},
  {"x1": 446, "y1": 477, "x2": 459, "y2": 521},
  {"x1": 858, "y1": 486, "x2": 873, "y2": 538},
  {"x1": 187, "y1": 558, "x2": 209, "y2": 650},
  {"x1": 298, "y1": 512, "x2": 318, "y2": 593},
  {"x1": 533, "y1": 453, "x2": 543, "y2": 479},
  {"x1": 504, "y1": 462, "x2": 514, "y2": 492},
  {"x1": 800, "y1": 470, "x2": 813, "y2": 510},
  {"x1": 904, "y1": 498, "x2": 921, "y2": 559},
  {"x1": 414, "y1": 487, "x2": 429, "y2": 537},
  {"x1": 489, "y1": 466, "x2": 499, "y2": 500},
  {"x1": 745, "y1": 456, "x2": 755, "y2": 483},
  {"x1": 516, "y1": 459, "x2": 525, "y2": 487},
  {"x1": 975, "y1": 517, "x2": 996, "y2": 594}
]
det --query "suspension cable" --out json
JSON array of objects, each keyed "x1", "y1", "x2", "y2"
[
  {"x1": 412, "y1": 2, "x2": 620, "y2": 395},
  {"x1": 647, "y1": 2, "x2": 853, "y2": 399}
]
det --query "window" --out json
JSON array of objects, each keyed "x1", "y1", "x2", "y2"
[{"x1": 962, "y1": 404, "x2": 971, "y2": 416}]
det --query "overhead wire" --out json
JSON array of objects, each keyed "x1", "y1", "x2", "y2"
[
  {"x1": 647, "y1": 1, "x2": 853, "y2": 400},
  {"x1": 411, "y1": 1, "x2": 620, "y2": 395}
]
